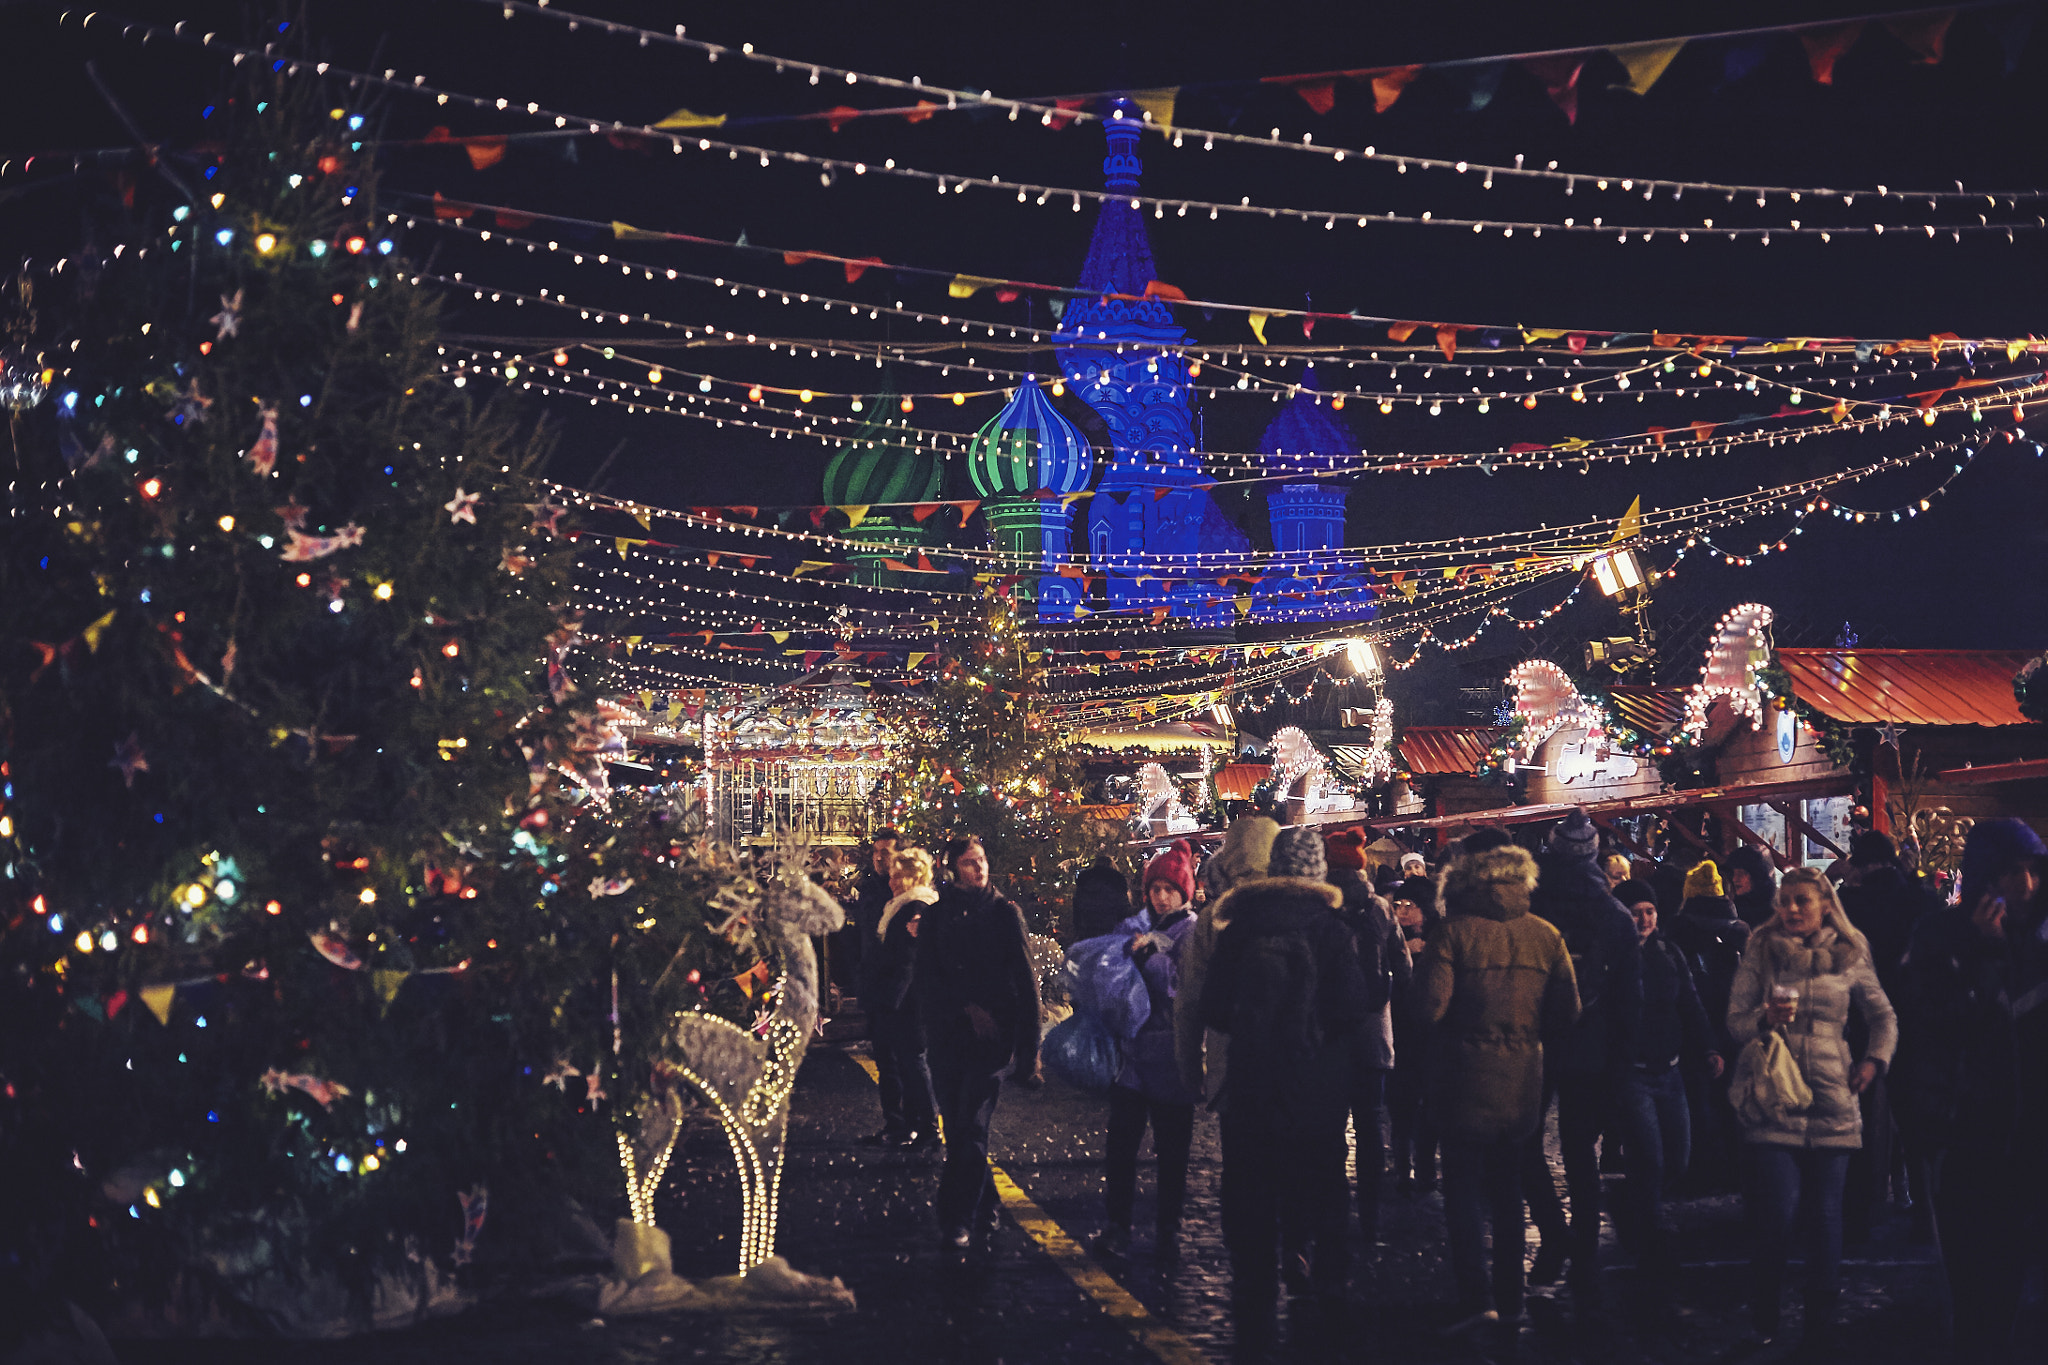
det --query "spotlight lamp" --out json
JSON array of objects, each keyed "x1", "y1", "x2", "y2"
[
  {"x1": 1346, "y1": 639, "x2": 1385, "y2": 677},
  {"x1": 1590, "y1": 548, "x2": 1645, "y2": 598}
]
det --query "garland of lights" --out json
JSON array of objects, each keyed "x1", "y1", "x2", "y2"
[{"x1": 80, "y1": 15, "x2": 2048, "y2": 245}]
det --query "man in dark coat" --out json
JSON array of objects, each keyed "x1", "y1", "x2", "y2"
[
  {"x1": 1201, "y1": 828, "x2": 1373, "y2": 1357},
  {"x1": 1668, "y1": 858, "x2": 1751, "y2": 1190},
  {"x1": 916, "y1": 836, "x2": 1044, "y2": 1251},
  {"x1": 1895, "y1": 818, "x2": 2046, "y2": 1362},
  {"x1": 1725, "y1": 844, "x2": 1780, "y2": 929},
  {"x1": 1523, "y1": 809, "x2": 1642, "y2": 1314},
  {"x1": 849, "y1": 829, "x2": 907, "y2": 1143},
  {"x1": 1327, "y1": 828, "x2": 1407, "y2": 1243}
]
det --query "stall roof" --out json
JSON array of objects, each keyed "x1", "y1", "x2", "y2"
[
  {"x1": 1776, "y1": 649, "x2": 2033, "y2": 727},
  {"x1": 1357, "y1": 771, "x2": 1857, "y2": 834},
  {"x1": 1398, "y1": 726, "x2": 1503, "y2": 775},
  {"x1": 1069, "y1": 721, "x2": 1231, "y2": 752},
  {"x1": 1214, "y1": 762, "x2": 1269, "y2": 801},
  {"x1": 1608, "y1": 685, "x2": 1688, "y2": 737}
]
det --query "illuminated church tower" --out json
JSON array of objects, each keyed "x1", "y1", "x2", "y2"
[
  {"x1": 1056, "y1": 100, "x2": 1247, "y2": 625},
  {"x1": 1251, "y1": 367, "x2": 1375, "y2": 622}
]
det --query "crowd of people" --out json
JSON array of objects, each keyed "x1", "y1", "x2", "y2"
[{"x1": 834, "y1": 815, "x2": 2046, "y2": 1363}]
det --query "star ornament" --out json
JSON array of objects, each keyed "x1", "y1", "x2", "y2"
[
  {"x1": 1876, "y1": 718, "x2": 1905, "y2": 749},
  {"x1": 444, "y1": 488, "x2": 482, "y2": 524},
  {"x1": 210, "y1": 289, "x2": 244, "y2": 341},
  {"x1": 527, "y1": 499, "x2": 566, "y2": 536}
]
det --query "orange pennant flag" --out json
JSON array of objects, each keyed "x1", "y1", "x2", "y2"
[
  {"x1": 905, "y1": 100, "x2": 941, "y2": 123},
  {"x1": 1436, "y1": 325, "x2": 1460, "y2": 361},
  {"x1": 844, "y1": 256, "x2": 884, "y2": 283},
  {"x1": 464, "y1": 138, "x2": 507, "y2": 171},
  {"x1": 1387, "y1": 321, "x2": 1421, "y2": 343},
  {"x1": 1799, "y1": 23, "x2": 1864, "y2": 84},
  {"x1": 1884, "y1": 12, "x2": 1955, "y2": 64},
  {"x1": 1144, "y1": 280, "x2": 1187, "y2": 302},
  {"x1": 1370, "y1": 67, "x2": 1423, "y2": 113}
]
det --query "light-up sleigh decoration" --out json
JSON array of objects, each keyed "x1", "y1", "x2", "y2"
[{"x1": 599, "y1": 869, "x2": 855, "y2": 1315}]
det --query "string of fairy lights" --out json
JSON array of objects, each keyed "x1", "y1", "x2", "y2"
[
  {"x1": 467, "y1": 0, "x2": 2048, "y2": 213},
  {"x1": 74, "y1": 14, "x2": 2048, "y2": 245}
]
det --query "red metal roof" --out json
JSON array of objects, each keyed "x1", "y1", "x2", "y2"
[
  {"x1": 1398, "y1": 726, "x2": 1504, "y2": 776},
  {"x1": 1214, "y1": 763, "x2": 1270, "y2": 801},
  {"x1": 1607, "y1": 685, "x2": 1687, "y2": 737},
  {"x1": 1776, "y1": 649, "x2": 2034, "y2": 727}
]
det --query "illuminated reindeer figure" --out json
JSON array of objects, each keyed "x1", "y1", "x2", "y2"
[{"x1": 617, "y1": 864, "x2": 845, "y2": 1279}]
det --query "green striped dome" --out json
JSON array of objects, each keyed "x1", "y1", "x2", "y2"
[
  {"x1": 965, "y1": 380, "x2": 1094, "y2": 497},
  {"x1": 821, "y1": 390, "x2": 943, "y2": 508}
]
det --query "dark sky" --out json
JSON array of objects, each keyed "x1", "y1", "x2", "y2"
[{"x1": 5, "y1": 0, "x2": 2044, "y2": 684}]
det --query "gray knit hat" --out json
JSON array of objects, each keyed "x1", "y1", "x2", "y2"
[
  {"x1": 1549, "y1": 808, "x2": 1600, "y2": 862},
  {"x1": 1270, "y1": 826, "x2": 1328, "y2": 881}
]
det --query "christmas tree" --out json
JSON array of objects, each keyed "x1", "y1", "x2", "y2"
[
  {"x1": 880, "y1": 590, "x2": 1115, "y2": 931},
  {"x1": 0, "y1": 68, "x2": 757, "y2": 1328}
]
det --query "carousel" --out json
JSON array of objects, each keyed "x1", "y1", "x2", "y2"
[{"x1": 703, "y1": 683, "x2": 897, "y2": 848}]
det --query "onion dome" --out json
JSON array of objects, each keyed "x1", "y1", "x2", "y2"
[
  {"x1": 821, "y1": 386, "x2": 942, "y2": 508},
  {"x1": 1258, "y1": 365, "x2": 1356, "y2": 474},
  {"x1": 965, "y1": 380, "x2": 1094, "y2": 497}
]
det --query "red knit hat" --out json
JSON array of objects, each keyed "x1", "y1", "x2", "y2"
[
  {"x1": 1324, "y1": 828, "x2": 1367, "y2": 871},
  {"x1": 1143, "y1": 839, "x2": 1197, "y2": 905}
]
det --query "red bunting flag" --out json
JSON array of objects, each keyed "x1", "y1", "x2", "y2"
[
  {"x1": 1521, "y1": 55, "x2": 1586, "y2": 124},
  {"x1": 1799, "y1": 23, "x2": 1863, "y2": 84}
]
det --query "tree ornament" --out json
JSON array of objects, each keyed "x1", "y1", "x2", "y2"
[
  {"x1": 171, "y1": 376, "x2": 213, "y2": 425},
  {"x1": 108, "y1": 732, "x2": 149, "y2": 788},
  {"x1": 246, "y1": 403, "x2": 279, "y2": 476},
  {"x1": 210, "y1": 289, "x2": 244, "y2": 341},
  {"x1": 444, "y1": 488, "x2": 482, "y2": 524}
]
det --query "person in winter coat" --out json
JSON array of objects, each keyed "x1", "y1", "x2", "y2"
[
  {"x1": 1386, "y1": 874, "x2": 1441, "y2": 1192},
  {"x1": 1894, "y1": 818, "x2": 2046, "y2": 1363},
  {"x1": 1073, "y1": 854, "x2": 1133, "y2": 940},
  {"x1": 1326, "y1": 828, "x2": 1409, "y2": 1242},
  {"x1": 1668, "y1": 858, "x2": 1751, "y2": 1190},
  {"x1": 1200, "y1": 828, "x2": 1374, "y2": 1355},
  {"x1": 1612, "y1": 879, "x2": 1722, "y2": 1302},
  {"x1": 1094, "y1": 840, "x2": 1203, "y2": 1261},
  {"x1": 849, "y1": 828, "x2": 907, "y2": 1142},
  {"x1": 1726, "y1": 844, "x2": 1780, "y2": 930},
  {"x1": 858, "y1": 846, "x2": 939, "y2": 1147},
  {"x1": 916, "y1": 836, "x2": 1045, "y2": 1251},
  {"x1": 1727, "y1": 868, "x2": 1897, "y2": 1352},
  {"x1": 1174, "y1": 814, "x2": 1282, "y2": 1105},
  {"x1": 1418, "y1": 841, "x2": 1581, "y2": 1337},
  {"x1": 1522, "y1": 809, "x2": 1643, "y2": 1312}
]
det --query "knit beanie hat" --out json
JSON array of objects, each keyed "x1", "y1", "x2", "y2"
[
  {"x1": 1460, "y1": 826, "x2": 1514, "y2": 858},
  {"x1": 1205, "y1": 814, "x2": 1281, "y2": 895},
  {"x1": 1957, "y1": 817, "x2": 2047, "y2": 914},
  {"x1": 1400, "y1": 850, "x2": 1428, "y2": 873},
  {"x1": 1073, "y1": 855, "x2": 1131, "y2": 937},
  {"x1": 1270, "y1": 826, "x2": 1328, "y2": 882},
  {"x1": 1392, "y1": 874, "x2": 1438, "y2": 921},
  {"x1": 1683, "y1": 859, "x2": 1724, "y2": 900},
  {"x1": 1550, "y1": 808, "x2": 1600, "y2": 861},
  {"x1": 1143, "y1": 839, "x2": 1197, "y2": 905},
  {"x1": 1613, "y1": 878, "x2": 1660, "y2": 912},
  {"x1": 1324, "y1": 828, "x2": 1367, "y2": 871}
]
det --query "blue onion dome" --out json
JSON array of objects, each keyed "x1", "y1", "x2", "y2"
[
  {"x1": 1258, "y1": 365, "x2": 1357, "y2": 474},
  {"x1": 965, "y1": 379, "x2": 1094, "y2": 497},
  {"x1": 821, "y1": 384, "x2": 942, "y2": 507}
]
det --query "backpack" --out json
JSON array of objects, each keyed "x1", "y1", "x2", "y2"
[
  {"x1": 1344, "y1": 905, "x2": 1396, "y2": 1016},
  {"x1": 1223, "y1": 927, "x2": 1324, "y2": 1122}
]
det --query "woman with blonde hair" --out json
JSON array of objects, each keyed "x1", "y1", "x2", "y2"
[
  {"x1": 1726, "y1": 866, "x2": 1897, "y2": 1353},
  {"x1": 859, "y1": 846, "x2": 939, "y2": 1148}
]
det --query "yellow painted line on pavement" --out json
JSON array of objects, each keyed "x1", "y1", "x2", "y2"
[{"x1": 847, "y1": 1050, "x2": 1212, "y2": 1365}]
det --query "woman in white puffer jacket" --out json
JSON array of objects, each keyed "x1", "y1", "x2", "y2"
[{"x1": 1726, "y1": 867, "x2": 1897, "y2": 1352}]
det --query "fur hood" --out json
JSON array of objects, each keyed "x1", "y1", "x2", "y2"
[
  {"x1": 1209, "y1": 875, "x2": 1341, "y2": 928},
  {"x1": 1441, "y1": 845, "x2": 1540, "y2": 922}
]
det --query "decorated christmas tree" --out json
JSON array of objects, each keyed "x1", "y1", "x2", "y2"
[
  {"x1": 880, "y1": 590, "x2": 1114, "y2": 930},
  {"x1": 0, "y1": 69, "x2": 758, "y2": 1330}
]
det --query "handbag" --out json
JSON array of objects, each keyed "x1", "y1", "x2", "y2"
[{"x1": 1730, "y1": 1025, "x2": 1814, "y2": 1128}]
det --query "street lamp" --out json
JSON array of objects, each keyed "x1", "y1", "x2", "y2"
[
  {"x1": 1346, "y1": 639, "x2": 1385, "y2": 677},
  {"x1": 1590, "y1": 548, "x2": 1645, "y2": 598}
]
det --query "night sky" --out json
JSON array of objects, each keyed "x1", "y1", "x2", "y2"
[{"x1": 6, "y1": 0, "x2": 2044, "y2": 707}]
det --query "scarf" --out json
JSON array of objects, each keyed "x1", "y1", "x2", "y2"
[
  {"x1": 1759, "y1": 923, "x2": 1861, "y2": 981},
  {"x1": 877, "y1": 884, "x2": 937, "y2": 942}
]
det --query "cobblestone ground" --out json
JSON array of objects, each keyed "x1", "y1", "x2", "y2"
[{"x1": 115, "y1": 1042, "x2": 1951, "y2": 1364}]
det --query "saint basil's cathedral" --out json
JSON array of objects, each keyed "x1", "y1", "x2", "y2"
[{"x1": 823, "y1": 101, "x2": 1374, "y2": 626}]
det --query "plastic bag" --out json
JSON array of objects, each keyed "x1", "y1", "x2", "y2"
[
  {"x1": 1042, "y1": 1010, "x2": 1122, "y2": 1094},
  {"x1": 1063, "y1": 933, "x2": 1151, "y2": 1040},
  {"x1": 1730, "y1": 1027, "x2": 1814, "y2": 1128}
]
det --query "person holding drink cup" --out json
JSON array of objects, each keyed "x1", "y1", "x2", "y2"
[{"x1": 1726, "y1": 867, "x2": 1897, "y2": 1353}]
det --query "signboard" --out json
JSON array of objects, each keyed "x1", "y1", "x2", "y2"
[{"x1": 1776, "y1": 708, "x2": 1797, "y2": 764}]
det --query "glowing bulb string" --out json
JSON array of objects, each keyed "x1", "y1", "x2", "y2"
[
  {"x1": 465, "y1": 0, "x2": 2048, "y2": 211},
  {"x1": 547, "y1": 434, "x2": 1988, "y2": 577},
  {"x1": 453, "y1": 337, "x2": 2045, "y2": 483},
  {"x1": 85, "y1": 16, "x2": 2048, "y2": 245},
  {"x1": 402, "y1": 203, "x2": 2048, "y2": 357}
]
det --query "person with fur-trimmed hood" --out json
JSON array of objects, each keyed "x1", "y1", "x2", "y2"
[
  {"x1": 1418, "y1": 840, "x2": 1581, "y2": 1338},
  {"x1": 1173, "y1": 814, "x2": 1282, "y2": 1106},
  {"x1": 1200, "y1": 827, "x2": 1375, "y2": 1356}
]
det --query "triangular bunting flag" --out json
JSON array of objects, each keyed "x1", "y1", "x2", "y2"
[{"x1": 141, "y1": 984, "x2": 177, "y2": 1025}]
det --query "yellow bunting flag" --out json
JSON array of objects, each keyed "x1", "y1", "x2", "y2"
[
  {"x1": 948, "y1": 275, "x2": 1002, "y2": 299},
  {"x1": 615, "y1": 538, "x2": 644, "y2": 558},
  {"x1": 666, "y1": 700, "x2": 684, "y2": 722},
  {"x1": 842, "y1": 505, "x2": 871, "y2": 527},
  {"x1": 1248, "y1": 313, "x2": 1270, "y2": 345},
  {"x1": 1608, "y1": 40, "x2": 1685, "y2": 95},
  {"x1": 631, "y1": 508, "x2": 651, "y2": 530},
  {"x1": 770, "y1": 632, "x2": 790, "y2": 644},
  {"x1": 907, "y1": 652, "x2": 930, "y2": 670},
  {"x1": 81, "y1": 609, "x2": 118, "y2": 653},
  {"x1": 653, "y1": 108, "x2": 728, "y2": 130},
  {"x1": 140, "y1": 984, "x2": 176, "y2": 1025},
  {"x1": 1129, "y1": 87, "x2": 1179, "y2": 129},
  {"x1": 372, "y1": 970, "x2": 409, "y2": 1017},
  {"x1": 1234, "y1": 595, "x2": 1252, "y2": 619},
  {"x1": 638, "y1": 690, "x2": 654, "y2": 710},
  {"x1": 1611, "y1": 496, "x2": 1642, "y2": 543},
  {"x1": 611, "y1": 221, "x2": 671, "y2": 241},
  {"x1": 792, "y1": 560, "x2": 836, "y2": 577}
]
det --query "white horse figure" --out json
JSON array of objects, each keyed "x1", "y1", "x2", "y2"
[{"x1": 603, "y1": 868, "x2": 854, "y2": 1314}]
